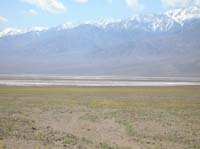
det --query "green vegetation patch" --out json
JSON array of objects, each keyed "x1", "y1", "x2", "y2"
[
  {"x1": 0, "y1": 116, "x2": 35, "y2": 139},
  {"x1": 80, "y1": 113, "x2": 99, "y2": 122},
  {"x1": 99, "y1": 142, "x2": 130, "y2": 149},
  {"x1": 63, "y1": 134, "x2": 78, "y2": 146},
  {"x1": 33, "y1": 133, "x2": 49, "y2": 142},
  {"x1": 116, "y1": 120, "x2": 134, "y2": 136}
]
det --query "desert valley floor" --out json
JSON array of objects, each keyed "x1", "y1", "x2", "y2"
[{"x1": 0, "y1": 86, "x2": 199, "y2": 149}]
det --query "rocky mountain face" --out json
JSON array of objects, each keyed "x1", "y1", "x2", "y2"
[{"x1": 0, "y1": 7, "x2": 200, "y2": 76}]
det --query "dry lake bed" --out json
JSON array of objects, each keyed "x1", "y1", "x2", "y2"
[{"x1": 0, "y1": 85, "x2": 200, "y2": 149}]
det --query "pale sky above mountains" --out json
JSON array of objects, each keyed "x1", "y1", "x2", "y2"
[{"x1": 0, "y1": 0, "x2": 200, "y2": 29}]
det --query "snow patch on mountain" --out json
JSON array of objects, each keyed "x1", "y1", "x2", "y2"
[
  {"x1": 126, "y1": 14, "x2": 175, "y2": 32},
  {"x1": 91, "y1": 19, "x2": 122, "y2": 28},
  {"x1": 57, "y1": 7, "x2": 200, "y2": 32},
  {"x1": 165, "y1": 6, "x2": 200, "y2": 25},
  {"x1": 0, "y1": 26, "x2": 48, "y2": 37},
  {"x1": 59, "y1": 19, "x2": 122, "y2": 30},
  {"x1": 58, "y1": 22, "x2": 80, "y2": 30},
  {"x1": 0, "y1": 7, "x2": 200, "y2": 38}
]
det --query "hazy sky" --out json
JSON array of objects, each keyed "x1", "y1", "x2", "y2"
[{"x1": 0, "y1": 0, "x2": 199, "y2": 29}]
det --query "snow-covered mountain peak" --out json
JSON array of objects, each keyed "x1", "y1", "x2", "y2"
[
  {"x1": 0, "y1": 28, "x2": 24, "y2": 37},
  {"x1": 0, "y1": 26, "x2": 48, "y2": 37},
  {"x1": 58, "y1": 19, "x2": 122, "y2": 30},
  {"x1": 28, "y1": 26, "x2": 48, "y2": 32},
  {"x1": 58, "y1": 22, "x2": 80, "y2": 30},
  {"x1": 165, "y1": 6, "x2": 200, "y2": 25},
  {"x1": 123, "y1": 13, "x2": 174, "y2": 32},
  {"x1": 92, "y1": 19, "x2": 122, "y2": 28},
  {"x1": 1, "y1": 7, "x2": 200, "y2": 38}
]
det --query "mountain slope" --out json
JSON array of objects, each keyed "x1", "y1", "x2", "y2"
[{"x1": 0, "y1": 7, "x2": 200, "y2": 76}]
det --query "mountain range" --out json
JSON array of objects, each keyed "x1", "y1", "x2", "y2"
[{"x1": 0, "y1": 7, "x2": 200, "y2": 76}]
